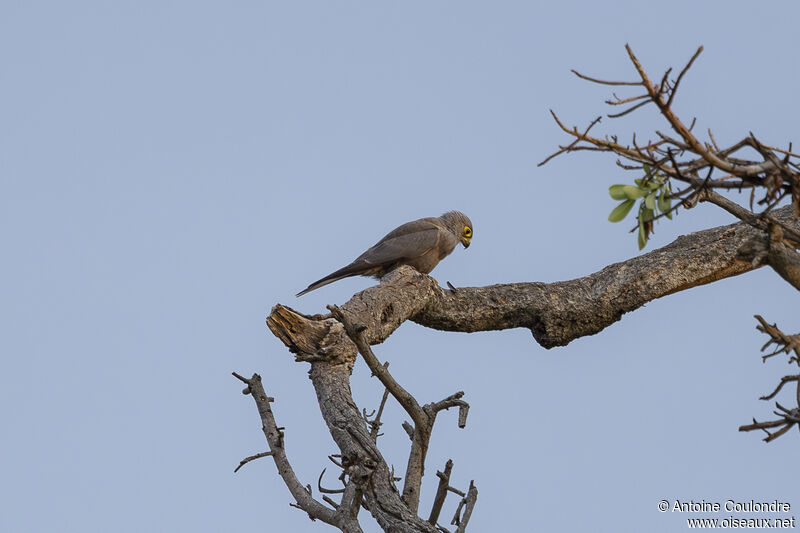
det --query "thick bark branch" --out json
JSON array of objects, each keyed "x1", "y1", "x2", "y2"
[
  {"x1": 266, "y1": 310, "x2": 438, "y2": 533},
  {"x1": 327, "y1": 305, "x2": 468, "y2": 515},
  {"x1": 768, "y1": 244, "x2": 800, "y2": 289},
  {"x1": 415, "y1": 206, "x2": 798, "y2": 347},
  {"x1": 765, "y1": 223, "x2": 800, "y2": 290}
]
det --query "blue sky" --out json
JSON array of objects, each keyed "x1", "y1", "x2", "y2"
[{"x1": 2, "y1": 2, "x2": 798, "y2": 532}]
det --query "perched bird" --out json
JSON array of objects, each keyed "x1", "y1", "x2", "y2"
[{"x1": 297, "y1": 211, "x2": 473, "y2": 296}]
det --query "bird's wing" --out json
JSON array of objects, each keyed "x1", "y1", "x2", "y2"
[
  {"x1": 355, "y1": 222, "x2": 442, "y2": 266},
  {"x1": 374, "y1": 217, "x2": 443, "y2": 243}
]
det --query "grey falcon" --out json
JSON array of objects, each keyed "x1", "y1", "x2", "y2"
[{"x1": 296, "y1": 211, "x2": 473, "y2": 296}]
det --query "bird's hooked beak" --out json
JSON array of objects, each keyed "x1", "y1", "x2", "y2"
[{"x1": 461, "y1": 238, "x2": 471, "y2": 249}]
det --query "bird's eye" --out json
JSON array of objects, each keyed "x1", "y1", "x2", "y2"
[{"x1": 464, "y1": 226, "x2": 472, "y2": 237}]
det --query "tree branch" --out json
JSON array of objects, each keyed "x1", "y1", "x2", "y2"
[
  {"x1": 739, "y1": 316, "x2": 800, "y2": 443},
  {"x1": 326, "y1": 304, "x2": 472, "y2": 514},
  {"x1": 427, "y1": 460, "x2": 454, "y2": 526},
  {"x1": 234, "y1": 451, "x2": 274, "y2": 473},
  {"x1": 451, "y1": 481, "x2": 478, "y2": 533},
  {"x1": 232, "y1": 372, "x2": 346, "y2": 529},
  {"x1": 328, "y1": 305, "x2": 428, "y2": 430},
  {"x1": 413, "y1": 205, "x2": 798, "y2": 347},
  {"x1": 265, "y1": 313, "x2": 439, "y2": 532}
]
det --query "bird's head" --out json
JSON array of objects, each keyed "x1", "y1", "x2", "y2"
[{"x1": 440, "y1": 211, "x2": 473, "y2": 249}]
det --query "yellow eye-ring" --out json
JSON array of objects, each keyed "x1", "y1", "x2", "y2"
[{"x1": 464, "y1": 226, "x2": 472, "y2": 238}]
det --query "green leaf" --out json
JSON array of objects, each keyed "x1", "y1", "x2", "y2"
[
  {"x1": 638, "y1": 219, "x2": 647, "y2": 250},
  {"x1": 646, "y1": 180, "x2": 661, "y2": 191},
  {"x1": 643, "y1": 163, "x2": 652, "y2": 177},
  {"x1": 608, "y1": 199, "x2": 635, "y2": 222},
  {"x1": 645, "y1": 192, "x2": 657, "y2": 210},
  {"x1": 641, "y1": 207, "x2": 654, "y2": 221},
  {"x1": 657, "y1": 191, "x2": 671, "y2": 213},
  {"x1": 622, "y1": 185, "x2": 646, "y2": 199},
  {"x1": 609, "y1": 184, "x2": 628, "y2": 200}
]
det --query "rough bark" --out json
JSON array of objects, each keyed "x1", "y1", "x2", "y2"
[{"x1": 268, "y1": 309, "x2": 438, "y2": 533}]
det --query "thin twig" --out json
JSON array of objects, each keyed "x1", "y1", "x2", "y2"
[
  {"x1": 234, "y1": 451, "x2": 274, "y2": 473},
  {"x1": 666, "y1": 46, "x2": 703, "y2": 109},
  {"x1": 760, "y1": 376, "x2": 800, "y2": 401},
  {"x1": 607, "y1": 99, "x2": 650, "y2": 118},
  {"x1": 538, "y1": 113, "x2": 602, "y2": 166},
  {"x1": 606, "y1": 93, "x2": 649, "y2": 106},
  {"x1": 318, "y1": 469, "x2": 346, "y2": 494},
  {"x1": 571, "y1": 69, "x2": 642, "y2": 86},
  {"x1": 370, "y1": 385, "x2": 391, "y2": 441}
]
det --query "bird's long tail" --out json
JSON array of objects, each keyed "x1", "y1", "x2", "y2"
[{"x1": 295, "y1": 264, "x2": 364, "y2": 297}]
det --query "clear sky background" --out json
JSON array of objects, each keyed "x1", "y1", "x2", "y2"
[{"x1": 2, "y1": 2, "x2": 799, "y2": 532}]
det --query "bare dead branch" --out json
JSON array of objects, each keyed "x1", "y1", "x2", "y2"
[
  {"x1": 327, "y1": 305, "x2": 439, "y2": 514},
  {"x1": 266, "y1": 308, "x2": 441, "y2": 531},
  {"x1": 427, "y1": 392, "x2": 468, "y2": 415},
  {"x1": 427, "y1": 459, "x2": 454, "y2": 526},
  {"x1": 708, "y1": 129, "x2": 720, "y2": 152},
  {"x1": 739, "y1": 418, "x2": 787, "y2": 431},
  {"x1": 755, "y1": 315, "x2": 800, "y2": 360},
  {"x1": 370, "y1": 386, "x2": 391, "y2": 441},
  {"x1": 232, "y1": 372, "x2": 340, "y2": 527},
  {"x1": 759, "y1": 376, "x2": 799, "y2": 401},
  {"x1": 323, "y1": 495, "x2": 339, "y2": 510},
  {"x1": 537, "y1": 112, "x2": 603, "y2": 166},
  {"x1": 666, "y1": 46, "x2": 703, "y2": 109},
  {"x1": 234, "y1": 451, "x2": 274, "y2": 473},
  {"x1": 759, "y1": 143, "x2": 800, "y2": 159},
  {"x1": 658, "y1": 67, "x2": 672, "y2": 95},
  {"x1": 763, "y1": 422, "x2": 796, "y2": 442},
  {"x1": 328, "y1": 305, "x2": 428, "y2": 430},
  {"x1": 451, "y1": 481, "x2": 478, "y2": 533},
  {"x1": 571, "y1": 68, "x2": 641, "y2": 86},
  {"x1": 605, "y1": 93, "x2": 649, "y2": 106},
  {"x1": 607, "y1": 99, "x2": 650, "y2": 119},
  {"x1": 318, "y1": 468, "x2": 346, "y2": 494},
  {"x1": 457, "y1": 405, "x2": 469, "y2": 429},
  {"x1": 739, "y1": 417, "x2": 796, "y2": 443},
  {"x1": 740, "y1": 316, "x2": 800, "y2": 443}
]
